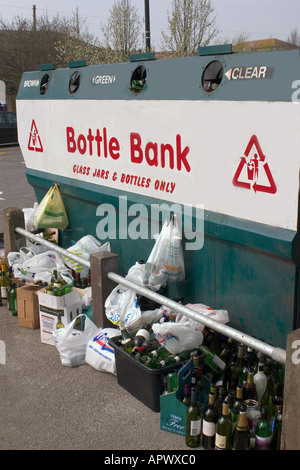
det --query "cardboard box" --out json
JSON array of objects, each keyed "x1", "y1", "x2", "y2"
[
  {"x1": 38, "y1": 289, "x2": 82, "y2": 345},
  {"x1": 17, "y1": 284, "x2": 43, "y2": 329},
  {"x1": 160, "y1": 359, "x2": 211, "y2": 436}
]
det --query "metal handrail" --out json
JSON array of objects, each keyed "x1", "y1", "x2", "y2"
[{"x1": 14, "y1": 226, "x2": 286, "y2": 364}]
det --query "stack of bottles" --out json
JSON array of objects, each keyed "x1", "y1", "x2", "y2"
[
  {"x1": 44, "y1": 269, "x2": 91, "y2": 296},
  {"x1": 183, "y1": 329, "x2": 284, "y2": 450},
  {"x1": 118, "y1": 320, "x2": 195, "y2": 371},
  {"x1": 0, "y1": 258, "x2": 19, "y2": 316},
  {"x1": 0, "y1": 262, "x2": 91, "y2": 316}
]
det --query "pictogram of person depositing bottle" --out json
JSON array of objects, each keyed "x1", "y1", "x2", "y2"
[{"x1": 232, "y1": 135, "x2": 277, "y2": 194}]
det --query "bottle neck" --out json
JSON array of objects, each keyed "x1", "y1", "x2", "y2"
[{"x1": 236, "y1": 411, "x2": 248, "y2": 431}]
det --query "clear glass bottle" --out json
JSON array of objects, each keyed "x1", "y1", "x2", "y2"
[
  {"x1": 260, "y1": 367, "x2": 275, "y2": 421},
  {"x1": 185, "y1": 387, "x2": 201, "y2": 448},
  {"x1": 254, "y1": 362, "x2": 267, "y2": 408}
]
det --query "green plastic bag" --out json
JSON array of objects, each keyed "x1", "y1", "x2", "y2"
[{"x1": 34, "y1": 183, "x2": 69, "y2": 230}]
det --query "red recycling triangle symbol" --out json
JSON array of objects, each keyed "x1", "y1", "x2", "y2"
[
  {"x1": 232, "y1": 135, "x2": 276, "y2": 194},
  {"x1": 28, "y1": 119, "x2": 43, "y2": 152}
]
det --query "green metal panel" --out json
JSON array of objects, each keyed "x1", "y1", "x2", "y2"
[
  {"x1": 17, "y1": 48, "x2": 300, "y2": 102},
  {"x1": 26, "y1": 167, "x2": 297, "y2": 349}
]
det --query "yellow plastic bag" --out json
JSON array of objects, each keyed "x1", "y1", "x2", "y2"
[{"x1": 34, "y1": 183, "x2": 69, "y2": 230}]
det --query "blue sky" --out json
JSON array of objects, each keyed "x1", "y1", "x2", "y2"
[{"x1": 0, "y1": 0, "x2": 299, "y2": 49}]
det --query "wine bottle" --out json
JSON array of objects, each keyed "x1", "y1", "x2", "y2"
[
  {"x1": 271, "y1": 405, "x2": 282, "y2": 450},
  {"x1": 231, "y1": 385, "x2": 244, "y2": 425},
  {"x1": 215, "y1": 401, "x2": 232, "y2": 450},
  {"x1": 231, "y1": 404, "x2": 250, "y2": 450},
  {"x1": 219, "y1": 336, "x2": 234, "y2": 364},
  {"x1": 243, "y1": 367, "x2": 258, "y2": 401},
  {"x1": 255, "y1": 406, "x2": 272, "y2": 450},
  {"x1": 133, "y1": 324, "x2": 152, "y2": 347},
  {"x1": 0, "y1": 263, "x2": 8, "y2": 300},
  {"x1": 10, "y1": 283, "x2": 17, "y2": 316},
  {"x1": 182, "y1": 383, "x2": 191, "y2": 406},
  {"x1": 202, "y1": 393, "x2": 217, "y2": 450},
  {"x1": 231, "y1": 344, "x2": 244, "y2": 388},
  {"x1": 56, "y1": 314, "x2": 64, "y2": 329},
  {"x1": 254, "y1": 363, "x2": 267, "y2": 407},
  {"x1": 119, "y1": 320, "x2": 134, "y2": 354},
  {"x1": 260, "y1": 367, "x2": 275, "y2": 421},
  {"x1": 214, "y1": 386, "x2": 227, "y2": 418},
  {"x1": 185, "y1": 387, "x2": 201, "y2": 448},
  {"x1": 159, "y1": 350, "x2": 192, "y2": 368}
]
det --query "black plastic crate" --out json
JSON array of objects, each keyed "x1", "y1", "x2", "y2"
[{"x1": 109, "y1": 335, "x2": 184, "y2": 412}]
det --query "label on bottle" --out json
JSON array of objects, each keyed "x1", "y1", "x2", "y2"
[
  {"x1": 202, "y1": 420, "x2": 216, "y2": 437},
  {"x1": 1, "y1": 286, "x2": 7, "y2": 299},
  {"x1": 135, "y1": 328, "x2": 150, "y2": 341},
  {"x1": 255, "y1": 435, "x2": 272, "y2": 450},
  {"x1": 190, "y1": 419, "x2": 201, "y2": 436},
  {"x1": 215, "y1": 433, "x2": 227, "y2": 449}
]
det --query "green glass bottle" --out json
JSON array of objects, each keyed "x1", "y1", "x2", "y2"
[
  {"x1": 231, "y1": 404, "x2": 250, "y2": 450},
  {"x1": 159, "y1": 350, "x2": 191, "y2": 368},
  {"x1": 215, "y1": 401, "x2": 232, "y2": 450},
  {"x1": 271, "y1": 405, "x2": 282, "y2": 450},
  {"x1": 119, "y1": 320, "x2": 134, "y2": 354},
  {"x1": 141, "y1": 355, "x2": 161, "y2": 369},
  {"x1": 231, "y1": 385, "x2": 244, "y2": 425},
  {"x1": 185, "y1": 387, "x2": 201, "y2": 448},
  {"x1": 231, "y1": 344, "x2": 244, "y2": 388},
  {"x1": 202, "y1": 393, "x2": 217, "y2": 450},
  {"x1": 56, "y1": 314, "x2": 64, "y2": 329},
  {"x1": 10, "y1": 283, "x2": 17, "y2": 316},
  {"x1": 147, "y1": 345, "x2": 169, "y2": 359},
  {"x1": 255, "y1": 406, "x2": 272, "y2": 450}
]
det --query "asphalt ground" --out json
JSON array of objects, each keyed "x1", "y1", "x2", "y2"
[
  {"x1": 0, "y1": 145, "x2": 192, "y2": 454},
  {"x1": 0, "y1": 302, "x2": 192, "y2": 452}
]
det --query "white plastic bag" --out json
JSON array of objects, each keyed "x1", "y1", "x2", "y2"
[
  {"x1": 53, "y1": 314, "x2": 99, "y2": 367},
  {"x1": 85, "y1": 328, "x2": 120, "y2": 374},
  {"x1": 105, "y1": 286, "x2": 141, "y2": 327},
  {"x1": 8, "y1": 249, "x2": 72, "y2": 283},
  {"x1": 152, "y1": 321, "x2": 203, "y2": 355},
  {"x1": 64, "y1": 235, "x2": 110, "y2": 278},
  {"x1": 145, "y1": 214, "x2": 185, "y2": 287},
  {"x1": 177, "y1": 304, "x2": 229, "y2": 332}
]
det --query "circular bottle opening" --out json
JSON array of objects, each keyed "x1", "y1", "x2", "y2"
[
  {"x1": 201, "y1": 60, "x2": 224, "y2": 93},
  {"x1": 130, "y1": 65, "x2": 147, "y2": 92},
  {"x1": 40, "y1": 74, "x2": 50, "y2": 95},
  {"x1": 69, "y1": 71, "x2": 81, "y2": 94}
]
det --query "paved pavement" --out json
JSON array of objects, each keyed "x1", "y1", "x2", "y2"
[
  {"x1": 0, "y1": 145, "x2": 191, "y2": 453},
  {"x1": 0, "y1": 302, "x2": 190, "y2": 451}
]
